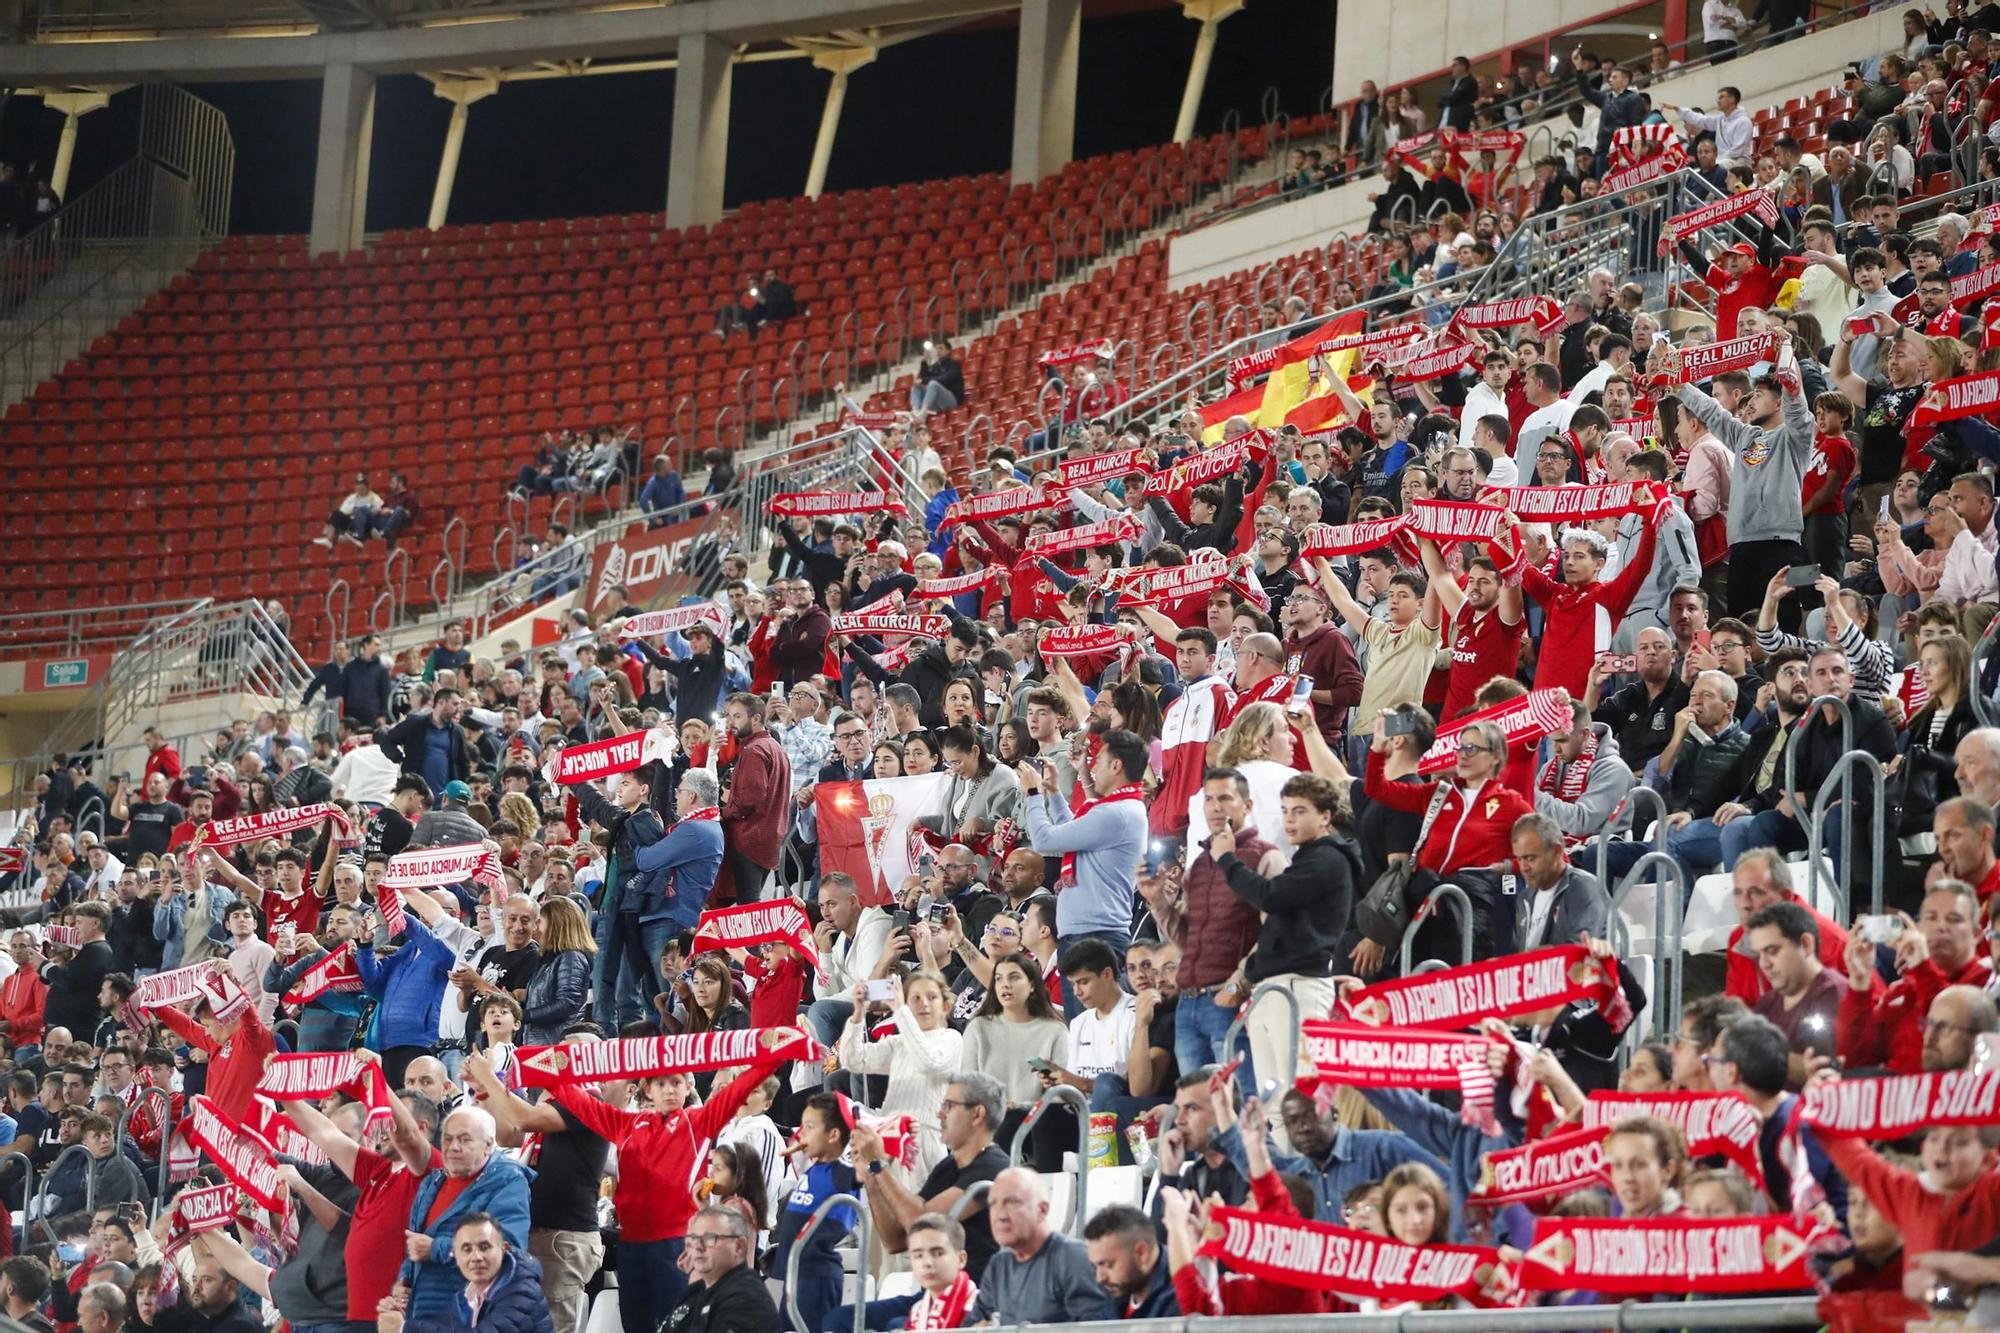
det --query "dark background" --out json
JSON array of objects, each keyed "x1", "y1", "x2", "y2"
[{"x1": 0, "y1": 0, "x2": 1332, "y2": 234}]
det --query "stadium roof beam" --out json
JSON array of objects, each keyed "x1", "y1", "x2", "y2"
[
  {"x1": 28, "y1": 84, "x2": 126, "y2": 197},
  {"x1": 1011, "y1": 0, "x2": 1076, "y2": 182},
  {"x1": 421, "y1": 68, "x2": 496, "y2": 227},
  {"x1": 1171, "y1": 0, "x2": 1238, "y2": 145}
]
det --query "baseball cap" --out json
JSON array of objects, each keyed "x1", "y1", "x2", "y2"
[
  {"x1": 1725, "y1": 242, "x2": 1758, "y2": 257},
  {"x1": 442, "y1": 780, "x2": 473, "y2": 803}
]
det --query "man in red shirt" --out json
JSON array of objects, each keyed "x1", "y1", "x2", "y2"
[
  {"x1": 148, "y1": 963, "x2": 276, "y2": 1122},
  {"x1": 1839, "y1": 880, "x2": 1995, "y2": 1074},
  {"x1": 1722, "y1": 848, "x2": 1849, "y2": 1004},
  {"x1": 1419, "y1": 540, "x2": 1526, "y2": 720},
  {"x1": 257, "y1": 848, "x2": 322, "y2": 941},
  {"x1": 140, "y1": 728, "x2": 181, "y2": 789},
  {"x1": 548, "y1": 1037, "x2": 797, "y2": 1333},
  {"x1": 283, "y1": 1073, "x2": 444, "y2": 1330},
  {"x1": 1674, "y1": 235, "x2": 1779, "y2": 339}
]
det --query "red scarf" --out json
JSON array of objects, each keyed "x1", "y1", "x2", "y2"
[
  {"x1": 1338, "y1": 944, "x2": 1629, "y2": 1031},
  {"x1": 255, "y1": 1052, "x2": 396, "y2": 1135},
  {"x1": 681, "y1": 806, "x2": 721, "y2": 824},
  {"x1": 767, "y1": 491, "x2": 904, "y2": 518},
  {"x1": 1581, "y1": 1090, "x2": 1764, "y2": 1190},
  {"x1": 281, "y1": 943, "x2": 363, "y2": 1006},
  {"x1": 831, "y1": 611, "x2": 952, "y2": 639},
  {"x1": 1199, "y1": 1205, "x2": 1517, "y2": 1307},
  {"x1": 1655, "y1": 189, "x2": 1780, "y2": 256},
  {"x1": 1419, "y1": 688, "x2": 1570, "y2": 775},
  {"x1": 1798, "y1": 1069, "x2": 2000, "y2": 1139},
  {"x1": 1299, "y1": 1020, "x2": 1487, "y2": 1089},
  {"x1": 1536, "y1": 729, "x2": 1599, "y2": 846},
  {"x1": 1056, "y1": 784, "x2": 1146, "y2": 884},
  {"x1": 175, "y1": 1095, "x2": 285, "y2": 1210},
  {"x1": 1486, "y1": 482, "x2": 1663, "y2": 522},
  {"x1": 617, "y1": 604, "x2": 727, "y2": 640},
  {"x1": 161, "y1": 1182, "x2": 238, "y2": 1257},
  {"x1": 194, "y1": 802, "x2": 350, "y2": 849},
  {"x1": 1470, "y1": 1124, "x2": 1611, "y2": 1206},
  {"x1": 1911, "y1": 371, "x2": 2000, "y2": 428},
  {"x1": 691, "y1": 900, "x2": 820, "y2": 969},
  {"x1": 549, "y1": 729, "x2": 674, "y2": 784},
  {"x1": 1521, "y1": 1216, "x2": 1813, "y2": 1294},
  {"x1": 1037, "y1": 624, "x2": 1131, "y2": 658},
  {"x1": 1298, "y1": 515, "x2": 1413, "y2": 559},
  {"x1": 909, "y1": 1273, "x2": 978, "y2": 1329},
  {"x1": 514, "y1": 1028, "x2": 824, "y2": 1088}
]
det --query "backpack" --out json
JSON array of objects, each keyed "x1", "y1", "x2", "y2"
[{"x1": 1354, "y1": 782, "x2": 1448, "y2": 948}]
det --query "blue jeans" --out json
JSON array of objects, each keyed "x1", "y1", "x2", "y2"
[
  {"x1": 910, "y1": 381, "x2": 959, "y2": 414},
  {"x1": 807, "y1": 998, "x2": 853, "y2": 1050},
  {"x1": 618, "y1": 1237, "x2": 686, "y2": 1333},
  {"x1": 819, "y1": 1294, "x2": 920, "y2": 1333},
  {"x1": 1174, "y1": 991, "x2": 1242, "y2": 1075},
  {"x1": 591, "y1": 910, "x2": 653, "y2": 1030}
]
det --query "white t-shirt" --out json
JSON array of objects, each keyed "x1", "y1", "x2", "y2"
[
  {"x1": 1068, "y1": 994, "x2": 1137, "y2": 1080},
  {"x1": 1523, "y1": 887, "x2": 1560, "y2": 952}
]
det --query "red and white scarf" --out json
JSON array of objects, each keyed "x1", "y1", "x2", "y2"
[
  {"x1": 1657, "y1": 189, "x2": 1780, "y2": 256},
  {"x1": 1113, "y1": 554, "x2": 1268, "y2": 611},
  {"x1": 1020, "y1": 513, "x2": 1141, "y2": 562},
  {"x1": 256, "y1": 1051, "x2": 396, "y2": 1134},
  {"x1": 767, "y1": 491, "x2": 905, "y2": 518},
  {"x1": 1407, "y1": 500, "x2": 1505, "y2": 545},
  {"x1": 513, "y1": 1028, "x2": 825, "y2": 1088},
  {"x1": 1486, "y1": 482, "x2": 1663, "y2": 522},
  {"x1": 1657, "y1": 332, "x2": 1777, "y2": 385},
  {"x1": 1797, "y1": 1069, "x2": 2000, "y2": 1139},
  {"x1": 1298, "y1": 515, "x2": 1413, "y2": 560},
  {"x1": 1142, "y1": 441, "x2": 1252, "y2": 499},
  {"x1": 1038, "y1": 338, "x2": 1113, "y2": 368},
  {"x1": 1911, "y1": 371, "x2": 2000, "y2": 428},
  {"x1": 1338, "y1": 944, "x2": 1628, "y2": 1031},
  {"x1": 548, "y1": 728, "x2": 676, "y2": 784},
  {"x1": 1056, "y1": 784, "x2": 1146, "y2": 884},
  {"x1": 617, "y1": 604, "x2": 728, "y2": 640},
  {"x1": 381, "y1": 844, "x2": 504, "y2": 894},
  {"x1": 194, "y1": 803, "x2": 350, "y2": 849},
  {"x1": 1601, "y1": 140, "x2": 1689, "y2": 192},
  {"x1": 1199, "y1": 1205, "x2": 1518, "y2": 1307},
  {"x1": 245, "y1": 1101, "x2": 330, "y2": 1165},
  {"x1": 1419, "y1": 688, "x2": 1570, "y2": 775},
  {"x1": 1610, "y1": 122, "x2": 1682, "y2": 169},
  {"x1": 1520, "y1": 1216, "x2": 1813, "y2": 1294},
  {"x1": 1052, "y1": 448, "x2": 1152, "y2": 490},
  {"x1": 1036, "y1": 624, "x2": 1132, "y2": 658},
  {"x1": 914, "y1": 567, "x2": 1003, "y2": 600},
  {"x1": 282, "y1": 942, "x2": 364, "y2": 1006},
  {"x1": 939, "y1": 488, "x2": 1063, "y2": 530},
  {"x1": 1299, "y1": 1021, "x2": 1490, "y2": 1088},
  {"x1": 1387, "y1": 339, "x2": 1483, "y2": 382},
  {"x1": 1953, "y1": 261, "x2": 2000, "y2": 308},
  {"x1": 1536, "y1": 729, "x2": 1599, "y2": 845},
  {"x1": 908, "y1": 1273, "x2": 978, "y2": 1329},
  {"x1": 830, "y1": 611, "x2": 952, "y2": 639},
  {"x1": 1448, "y1": 296, "x2": 1565, "y2": 339},
  {"x1": 691, "y1": 900, "x2": 821, "y2": 969},
  {"x1": 1470, "y1": 1124, "x2": 1611, "y2": 1206},
  {"x1": 130, "y1": 962, "x2": 217, "y2": 1013},
  {"x1": 176, "y1": 1094, "x2": 285, "y2": 1210},
  {"x1": 161, "y1": 1182, "x2": 238, "y2": 1258},
  {"x1": 1581, "y1": 1090, "x2": 1765, "y2": 1190}
]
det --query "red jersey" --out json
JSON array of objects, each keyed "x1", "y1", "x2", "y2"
[
  {"x1": 1218, "y1": 671, "x2": 1293, "y2": 729},
  {"x1": 1500, "y1": 517, "x2": 1660, "y2": 698},
  {"x1": 1801, "y1": 435, "x2": 1857, "y2": 517},
  {"x1": 1442, "y1": 605, "x2": 1527, "y2": 721},
  {"x1": 348, "y1": 1147, "x2": 442, "y2": 1319},
  {"x1": 262, "y1": 888, "x2": 321, "y2": 941},
  {"x1": 550, "y1": 1058, "x2": 786, "y2": 1242}
]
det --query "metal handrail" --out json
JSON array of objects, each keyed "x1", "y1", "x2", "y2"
[
  {"x1": 1782, "y1": 692, "x2": 1854, "y2": 882},
  {"x1": 1807, "y1": 750, "x2": 1887, "y2": 924},
  {"x1": 1591, "y1": 784, "x2": 1668, "y2": 887},
  {"x1": 1220, "y1": 981, "x2": 1301, "y2": 1095},
  {"x1": 784, "y1": 1191, "x2": 871, "y2": 1333},
  {"x1": 116, "y1": 1086, "x2": 175, "y2": 1218},
  {"x1": 0, "y1": 1148, "x2": 37, "y2": 1238},
  {"x1": 40, "y1": 1142, "x2": 98, "y2": 1242},
  {"x1": 1609, "y1": 850, "x2": 1685, "y2": 1042},
  {"x1": 948, "y1": 1178, "x2": 993, "y2": 1221},
  {"x1": 1398, "y1": 881, "x2": 1475, "y2": 976},
  {"x1": 1008, "y1": 1083, "x2": 1090, "y2": 1231}
]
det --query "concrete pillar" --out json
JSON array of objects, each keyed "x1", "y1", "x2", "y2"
[
  {"x1": 666, "y1": 34, "x2": 733, "y2": 228},
  {"x1": 1172, "y1": 0, "x2": 1241, "y2": 145},
  {"x1": 804, "y1": 46, "x2": 875, "y2": 199},
  {"x1": 37, "y1": 90, "x2": 112, "y2": 201},
  {"x1": 427, "y1": 75, "x2": 499, "y2": 230},
  {"x1": 1011, "y1": 0, "x2": 1080, "y2": 184},
  {"x1": 311, "y1": 62, "x2": 376, "y2": 255}
]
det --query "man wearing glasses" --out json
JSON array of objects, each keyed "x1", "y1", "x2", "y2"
[
  {"x1": 1839, "y1": 880, "x2": 1994, "y2": 1075},
  {"x1": 667, "y1": 1206, "x2": 781, "y2": 1333},
  {"x1": 1679, "y1": 616, "x2": 1764, "y2": 725}
]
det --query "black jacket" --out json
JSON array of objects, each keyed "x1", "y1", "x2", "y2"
[
  {"x1": 1147, "y1": 461, "x2": 1256, "y2": 555},
  {"x1": 1219, "y1": 833, "x2": 1362, "y2": 982},
  {"x1": 267, "y1": 1164, "x2": 359, "y2": 1323},
  {"x1": 41, "y1": 937, "x2": 113, "y2": 1037},
  {"x1": 774, "y1": 523, "x2": 848, "y2": 599},
  {"x1": 378, "y1": 712, "x2": 474, "y2": 785},
  {"x1": 1789, "y1": 698, "x2": 1897, "y2": 819},
  {"x1": 634, "y1": 636, "x2": 729, "y2": 725},
  {"x1": 896, "y1": 640, "x2": 981, "y2": 729},
  {"x1": 1368, "y1": 170, "x2": 1422, "y2": 233},
  {"x1": 341, "y1": 655, "x2": 392, "y2": 726},
  {"x1": 917, "y1": 355, "x2": 965, "y2": 403},
  {"x1": 666, "y1": 1264, "x2": 783, "y2": 1333},
  {"x1": 567, "y1": 783, "x2": 668, "y2": 917},
  {"x1": 1438, "y1": 74, "x2": 1479, "y2": 131},
  {"x1": 302, "y1": 659, "x2": 346, "y2": 709}
]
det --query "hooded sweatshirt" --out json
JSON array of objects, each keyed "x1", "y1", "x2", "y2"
[{"x1": 1674, "y1": 375, "x2": 1814, "y2": 547}]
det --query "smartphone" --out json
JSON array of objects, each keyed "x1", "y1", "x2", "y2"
[
  {"x1": 925, "y1": 902, "x2": 951, "y2": 924},
  {"x1": 890, "y1": 910, "x2": 913, "y2": 931},
  {"x1": 1786, "y1": 564, "x2": 1821, "y2": 589},
  {"x1": 1855, "y1": 913, "x2": 1905, "y2": 946},
  {"x1": 864, "y1": 978, "x2": 897, "y2": 1002},
  {"x1": 1596, "y1": 651, "x2": 1637, "y2": 674},
  {"x1": 1026, "y1": 1057, "x2": 1054, "y2": 1074},
  {"x1": 916, "y1": 853, "x2": 937, "y2": 877},
  {"x1": 1383, "y1": 710, "x2": 1420, "y2": 737},
  {"x1": 1287, "y1": 674, "x2": 1316, "y2": 716},
  {"x1": 1692, "y1": 629, "x2": 1712, "y2": 656},
  {"x1": 1652, "y1": 331, "x2": 1672, "y2": 348}
]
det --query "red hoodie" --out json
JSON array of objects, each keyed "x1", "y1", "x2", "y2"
[
  {"x1": 1172, "y1": 1170, "x2": 1331, "y2": 1317},
  {"x1": 1838, "y1": 954, "x2": 1995, "y2": 1074},
  {"x1": 153, "y1": 1001, "x2": 276, "y2": 1124}
]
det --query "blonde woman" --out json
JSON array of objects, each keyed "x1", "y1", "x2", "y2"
[
  {"x1": 523, "y1": 896, "x2": 596, "y2": 1044},
  {"x1": 1195, "y1": 702, "x2": 1348, "y2": 860}
]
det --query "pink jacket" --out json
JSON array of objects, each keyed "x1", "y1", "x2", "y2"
[{"x1": 1877, "y1": 538, "x2": 1943, "y2": 598}]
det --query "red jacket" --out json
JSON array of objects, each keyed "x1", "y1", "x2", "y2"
[
  {"x1": 1837, "y1": 954, "x2": 1994, "y2": 1074},
  {"x1": 1823, "y1": 1135, "x2": 2000, "y2": 1261},
  {"x1": 144, "y1": 744, "x2": 182, "y2": 788},
  {"x1": 1363, "y1": 749, "x2": 1534, "y2": 877},
  {"x1": 1171, "y1": 1170, "x2": 1331, "y2": 1316},
  {"x1": 721, "y1": 731, "x2": 791, "y2": 871},
  {"x1": 551, "y1": 1058, "x2": 785, "y2": 1242},
  {"x1": 153, "y1": 1000, "x2": 276, "y2": 1123},
  {"x1": 0, "y1": 970, "x2": 46, "y2": 1047},
  {"x1": 767, "y1": 604, "x2": 832, "y2": 690},
  {"x1": 1500, "y1": 516, "x2": 1659, "y2": 698}
]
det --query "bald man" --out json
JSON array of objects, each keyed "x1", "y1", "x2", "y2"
[{"x1": 971, "y1": 1169, "x2": 1115, "y2": 1325}]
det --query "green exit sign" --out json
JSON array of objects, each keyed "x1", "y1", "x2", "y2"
[{"x1": 42, "y1": 659, "x2": 88, "y2": 688}]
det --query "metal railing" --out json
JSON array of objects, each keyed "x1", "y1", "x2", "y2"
[
  {"x1": 1009, "y1": 1084, "x2": 1090, "y2": 1231},
  {"x1": 8, "y1": 597, "x2": 316, "y2": 804},
  {"x1": 1398, "y1": 881, "x2": 1475, "y2": 977},
  {"x1": 1807, "y1": 749, "x2": 1887, "y2": 924},
  {"x1": 1592, "y1": 786, "x2": 1668, "y2": 886},
  {"x1": 1221, "y1": 981, "x2": 1300, "y2": 1095},
  {"x1": 0, "y1": 597, "x2": 207, "y2": 657},
  {"x1": 784, "y1": 1191, "x2": 871, "y2": 1333},
  {"x1": 0, "y1": 84, "x2": 235, "y2": 409},
  {"x1": 983, "y1": 1303, "x2": 1821, "y2": 1332},
  {"x1": 1609, "y1": 850, "x2": 1686, "y2": 1042}
]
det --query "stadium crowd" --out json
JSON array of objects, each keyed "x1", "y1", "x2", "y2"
[{"x1": 7, "y1": 16, "x2": 2000, "y2": 1333}]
